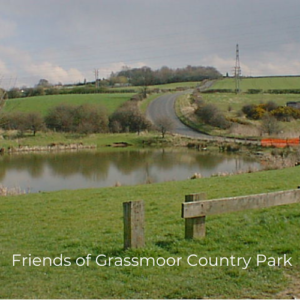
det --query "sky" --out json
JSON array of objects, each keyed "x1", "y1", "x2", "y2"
[{"x1": 1, "y1": 0, "x2": 300, "y2": 88}]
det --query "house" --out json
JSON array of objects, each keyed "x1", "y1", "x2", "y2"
[{"x1": 286, "y1": 101, "x2": 300, "y2": 109}]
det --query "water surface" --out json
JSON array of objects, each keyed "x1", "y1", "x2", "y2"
[{"x1": 0, "y1": 148, "x2": 261, "y2": 193}]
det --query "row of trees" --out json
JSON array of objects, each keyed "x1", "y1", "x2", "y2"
[
  {"x1": 1, "y1": 103, "x2": 174, "y2": 137},
  {"x1": 110, "y1": 65, "x2": 222, "y2": 86}
]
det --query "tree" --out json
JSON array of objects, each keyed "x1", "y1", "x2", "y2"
[
  {"x1": 25, "y1": 112, "x2": 45, "y2": 136},
  {"x1": 260, "y1": 113, "x2": 281, "y2": 136},
  {"x1": 45, "y1": 103, "x2": 108, "y2": 133},
  {"x1": 155, "y1": 116, "x2": 174, "y2": 138},
  {"x1": 3, "y1": 112, "x2": 44, "y2": 136},
  {"x1": 45, "y1": 104, "x2": 75, "y2": 132},
  {"x1": 36, "y1": 79, "x2": 51, "y2": 88},
  {"x1": 109, "y1": 102, "x2": 151, "y2": 134},
  {"x1": 7, "y1": 87, "x2": 21, "y2": 99},
  {"x1": 195, "y1": 103, "x2": 230, "y2": 129},
  {"x1": 0, "y1": 88, "x2": 6, "y2": 109},
  {"x1": 139, "y1": 86, "x2": 148, "y2": 99},
  {"x1": 72, "y1": 104, "x2": 109, "y2": 134},
  {"x1": 111, "y1": 65, "x2": 222, "y2": 86}
]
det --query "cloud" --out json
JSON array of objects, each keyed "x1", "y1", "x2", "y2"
[
  {"x1": 202, "y1": 42, "x2": 300, "y2": 77},
  {"x1": 0, "y1": 45, "x2": 85, "y2": 87},
  {"x1": 24, "y1": 62, "x2": 84, "y2": 85}
]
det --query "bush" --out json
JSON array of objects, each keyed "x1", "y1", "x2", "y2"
[
  {"x1": 73, "y1": 104, "x2": 109, "y2": 134},
  {"x1": 45, "y1": 104, "x2": 75, "y2": 132},
  {"x1": 109, "y1": 102, "x2": 151, "y2": 134},
  {"x1": 45, "y1": 104, "x2": 108, "y2": 133},
  {"x1": 265, "y1": 101, "x2": 278, "y2": 112},
  {"x1": 2, "y1": 112, "x2": 44, "y2": 135},
  {"x1": 260, "y1": 114, "x2": 281, "y2": 135},
  {"x1": 242, "y1": 104, "x2": 266, "y2": 120},
  {"x1": 271, "y1": 106, "x2": 300, "y2": 121},
  {"x1": 247, "y1": 89, "x2": 263, "y2": 94},
  {"x1": 195, "y1": 103, "x2": 230, "y2": 129}
]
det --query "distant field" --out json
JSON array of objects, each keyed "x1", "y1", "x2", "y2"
[
  {"x1": 210, "y1": 77, "x2": 300, "y2": 92},
  {"x1": 111, "y1": 81, "x2": 200, "y2": 91},
  {"x1": 4, "y1": 93, "x2": 135, "y2": 116}
]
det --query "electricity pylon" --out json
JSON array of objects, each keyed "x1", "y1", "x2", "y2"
[{"x1": 234, "y1": 44, "x2": 241, "y2": 94}]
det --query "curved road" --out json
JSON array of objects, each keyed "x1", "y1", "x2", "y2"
[
  {"x1": 146, "y1": 92, "x2": 212, "y2": 139},
  {"x1": 147, "y1": 92, "x2": 260, "y2": 145}
]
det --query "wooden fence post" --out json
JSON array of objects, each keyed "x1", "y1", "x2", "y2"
[
  {"x1": 184, "y1": 193, "x2": 207, "y2": 239},
  {"x1": 123, "y1": 200, "x2": 145, "y2": 250}
]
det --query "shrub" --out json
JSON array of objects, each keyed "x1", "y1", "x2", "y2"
[
  {"x1": 45, "y1": 104, "x2": 108, "y2": 133},
  {"x1": 265, "y1": 101, "x2": 278, "y2": 112},
  {"x1": 260, "y1": 114, "x2": 281, "y2": 135},
  {"x1": 241, "y1": 104, "x2": 256, "y2": 117},
  {"x1": 247, "y1": 89, "x2": 263, "y2": 94},
  {"x1": 195, "y1": 103, "x2": 230, "y2": 129},
  {"x1": 109, "y1": 102, "x2": 151, "y2": 134},
  {"x1": 72, "y1": 104, "x2": 109, "y2": 134},
  {"x1": 45, "y1": 104, "x2": 75, "y2": 132},
  {"x1": 242, "y1": 104, "x2": 266, "y2": 120},
  {"x1": 271, "y1": 106, "x2": 300, "y2": 121},
  {"x1": 2, "y1": 112, "x2": 44, "y2": 135}
]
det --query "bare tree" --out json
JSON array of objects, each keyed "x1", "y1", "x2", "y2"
[
  {"x1": 260, "y1": 113, "x2": 281, "y2": 136},
  {"x1": 155, "y1": 116, "x2": 174, "y2": 138}
]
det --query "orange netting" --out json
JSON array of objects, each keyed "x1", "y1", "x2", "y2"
[{"x1": 261, "y1": 138, "x2": 299, "y2": 148}]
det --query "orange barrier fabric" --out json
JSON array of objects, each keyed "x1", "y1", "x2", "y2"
[{"x1": 261, "y1": 138, "x2": 299, "y2": 148}]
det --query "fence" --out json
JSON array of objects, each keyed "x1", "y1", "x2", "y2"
[
  {"x1": 182, "y1": 189, "x2": 300, "y2": 239},
  {"x1": 123, "y1": 189, "x2": 300, "y2": 248},
  {"x1": 261, "y1": 138, "x2": 299, "y2": 148}
]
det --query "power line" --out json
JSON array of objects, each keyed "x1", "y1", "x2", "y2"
[{"x1": 233, "y1": 44, "x2": 241, "y2": 94}]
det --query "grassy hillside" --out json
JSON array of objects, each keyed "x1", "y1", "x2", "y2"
[
  {"x1": 210, "y1": 77, "x2": 300, "y2": 92},
  {"x1": 4, "y1": 93, "x2": 135, "y2": 116},
  {"x1": 1, "y1": 166, "x2": 300, "y2": 298},
  {"x1": 177, "y1": 92, "x2": 300, "y2": 137},
  {"x1": 111, "y1": 81, "x2": 200, "y2": 92}
]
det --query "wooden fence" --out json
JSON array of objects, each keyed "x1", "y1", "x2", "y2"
[
  {"x1": 123, "y1": 189, "x2": 300, "y2": 248},
  {"x1": 182, "y1": 189, "x2": 300, "y2": 239}
]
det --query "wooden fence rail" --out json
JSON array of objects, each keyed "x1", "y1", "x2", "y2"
[{"x1": 182, "y1": 189, "x2": 300, "y2": 239}]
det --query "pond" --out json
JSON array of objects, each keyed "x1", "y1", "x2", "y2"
[{"x1": 0, "y1": 148, "x2": 262, "y2": 193}]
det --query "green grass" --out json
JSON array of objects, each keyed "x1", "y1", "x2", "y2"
[
  {"x1": 1, "y1": 166, "x2": 300, "y2": 298},
  {"x1": 4, "y1": 93, "x2": 135, "y2": 116},
  {"x1": 111, "y1": 81, "x2": 200, "y2": 92},
  {"x1": 178, "y1": 92, "x2": 300, "y2": 137},
  {"x1": 211, "y1": 77, "x2": 300, "y2": 92},
  {"x1": 202, "y1": 92, "x2": 300, "y2": 112},
  {"x1": 0, "y1": 131, "x2": 187, "y2": 151}
]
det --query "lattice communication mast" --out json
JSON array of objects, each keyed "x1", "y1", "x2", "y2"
[{"x1": 234, "y1": 44, "x2": 241, "y2": 93}]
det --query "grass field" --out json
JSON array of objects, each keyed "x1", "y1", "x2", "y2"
[
  {"x1": 1, "y1": 166, "x2": 299, "y2": 298},
  {"x1": 4, "y1": 93, "x2": 135, "y2": 116},
  {"x1": 111, "y1": 81, "x2": 200, "y2": 92},
  {"x1": 177, "y1": 92, "x2": 300, "y2": 137},
  {"x1": 0, "y1": 131, "x2": 181, "y2": 150},
  {"x1": 210, "y1": 77, "x2": 300, "y2": 92}
]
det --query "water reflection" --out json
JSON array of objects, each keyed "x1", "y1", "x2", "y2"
[{"x1": 0, "y1": 148, "x2": 261, "y2": 193}]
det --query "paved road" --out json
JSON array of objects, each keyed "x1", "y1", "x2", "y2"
[
  {"x1": 146, "y1": 92, "x2": 260, "y2": 145},
  {"x1": 146, "y1": 92, "x2": 212, "y2": 139}
]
